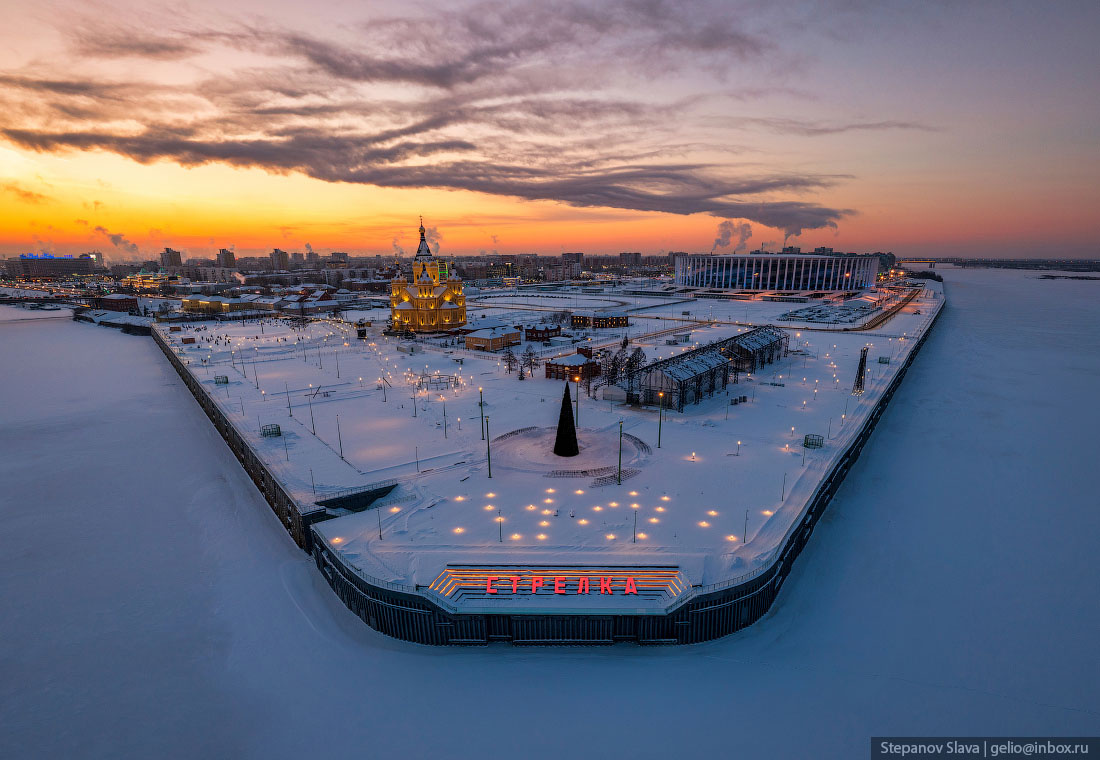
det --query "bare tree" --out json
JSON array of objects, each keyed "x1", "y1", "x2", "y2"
[
  {"x1": 604, "y1": 348, "x2": 628, "y2": 384},
  {"x1": 521, "y1": 345, "x2": 541, "y2": 374},
  {"x1": 502, "y1": 346, "x2": 518, "y2": 373}
]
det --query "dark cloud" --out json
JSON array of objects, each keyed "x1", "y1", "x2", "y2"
[
  {"x1": 0, "y1": 74, "x2": 132, "y2": 98},
  {"x1": 1, "y1": 181, "x2": 51, "y2": 204},
  {"x1": 3, "y1": 126, "x2": 849, "y2": 234},
  {"x1": 0, "y1": 1, "x2": 896, "y2": 237},
  {"x1": 248, "y1": 0, "x2": 772, "y2": 89},
  {"x1": 70, "y1": 28, "x2": 201, "y2": 60},
  {"x1": 738, "y1": 117, "x2": 934, "y2": 136}
]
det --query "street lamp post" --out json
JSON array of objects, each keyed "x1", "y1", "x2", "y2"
[
  {"x1": 485, "y1": 416, "x2": 492, "y2": 478},
  {"x1": 286, "y1": 382, "x2": 292, "y2": 417},
  {"x1": 479, "y1": 387, "x2": 485, "y2": 440},
  {"x1": 442, "y1": 395, "x2": 447, "y2": 439},
  {"x1": 617, "y1": 420, "x2": 624, "y2": 485},
  {"x1": 574, "y1": 375, "x2": 581, "y2": 424},
  {"x1": 657, "y1": 391, "x2": 665, "y2": 448}
]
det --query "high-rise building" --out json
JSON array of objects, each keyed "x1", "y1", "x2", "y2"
[
  {"x1": 562, "y1": 252, "x2": 584, "y2": 264},
  {"x1": 4, "y1": 253, "x2": 100, "y2": 279},
  {"x1": 161, "y1": 247, "x2": 182, "y2": 267},
  {"x1": 270, "y1": 248, "x2": 290, "y2": 270},
  {"x1": 216, "y1": 248, "x2": 236, "y2": 268},
  {"x1": 619, "y1": 252, "x2": 642, "y2": 267}
]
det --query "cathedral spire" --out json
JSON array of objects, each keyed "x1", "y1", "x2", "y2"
[{"x1": 415, "y1": 215, "x2": 433, "y2": 259}]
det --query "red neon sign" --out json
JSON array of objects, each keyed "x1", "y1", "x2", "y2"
[
  {"x1": 429, "y1": 567, "x2": 684, "y2": 600},
  {"x1": 482, "y1": 575, "x2": 638, "y2": 595}
]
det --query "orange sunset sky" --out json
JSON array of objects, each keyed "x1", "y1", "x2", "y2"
[{"x1": 1, "y1": 1, "x2": 1097, "y2": 261}]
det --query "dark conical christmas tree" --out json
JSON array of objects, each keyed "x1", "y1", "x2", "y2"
[{"x1": 553, "y1": 382, "x2": 580, "y2": 457}]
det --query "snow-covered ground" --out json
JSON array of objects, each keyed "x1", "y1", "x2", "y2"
[
  {"x1": 151, "y1": 283, "x2": 940, "y2": 596},
  {"x1": 1, "y1": 266, "x2": 1097, "y2": 758}
]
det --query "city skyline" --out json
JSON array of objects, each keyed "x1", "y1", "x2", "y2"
[{"x1": 2, "y1": 0, "x2": 1098, "y2": 261}]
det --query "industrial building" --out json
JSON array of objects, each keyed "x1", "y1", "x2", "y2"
[{"x1": 620, "y1": 326, "x2": 789, "y2": 411}]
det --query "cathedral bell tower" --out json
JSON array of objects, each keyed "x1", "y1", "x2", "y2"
[{"x1": 389, "y1": 217, "x2": 466, "y2": 332}]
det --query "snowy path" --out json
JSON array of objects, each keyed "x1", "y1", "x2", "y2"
[{"x1": 1, "y1": 267, "x2": 1097, "y2": 759}]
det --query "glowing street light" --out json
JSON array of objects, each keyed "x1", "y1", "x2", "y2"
[{"x1": 657, "y1": 391, "x2": 665, "y2": 448}]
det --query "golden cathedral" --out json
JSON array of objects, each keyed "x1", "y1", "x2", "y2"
[{"x1": 390, "y1": 219, "x2": 466, "y2": 332}]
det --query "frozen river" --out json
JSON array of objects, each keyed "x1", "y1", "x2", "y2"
[{"x1": 1, "y1": 267, "x2": 1097, "y2": 759}]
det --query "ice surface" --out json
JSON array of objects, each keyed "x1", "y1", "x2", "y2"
[{"x1": 1, "y1": 267, "x2": 1097, "y2": 758}]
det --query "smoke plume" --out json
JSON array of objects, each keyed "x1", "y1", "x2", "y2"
[
  {"x1": 711, "y1": 219, "x2": 752, "y2": 252},
  {"x1": 424, "y1": 225, "x2": 442, "y2": 254},
  {"x1": 93, "y1": 225, "x2": 139, "y2": 254}
]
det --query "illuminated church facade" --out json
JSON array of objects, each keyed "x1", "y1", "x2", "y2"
[{"x1": 390, "y1": 220, "x2": 466, "y2": 332}]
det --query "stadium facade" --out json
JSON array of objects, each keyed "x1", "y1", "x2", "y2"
[{"x1": 674, "y1": 253, "x2": 879, "y2": 291}]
